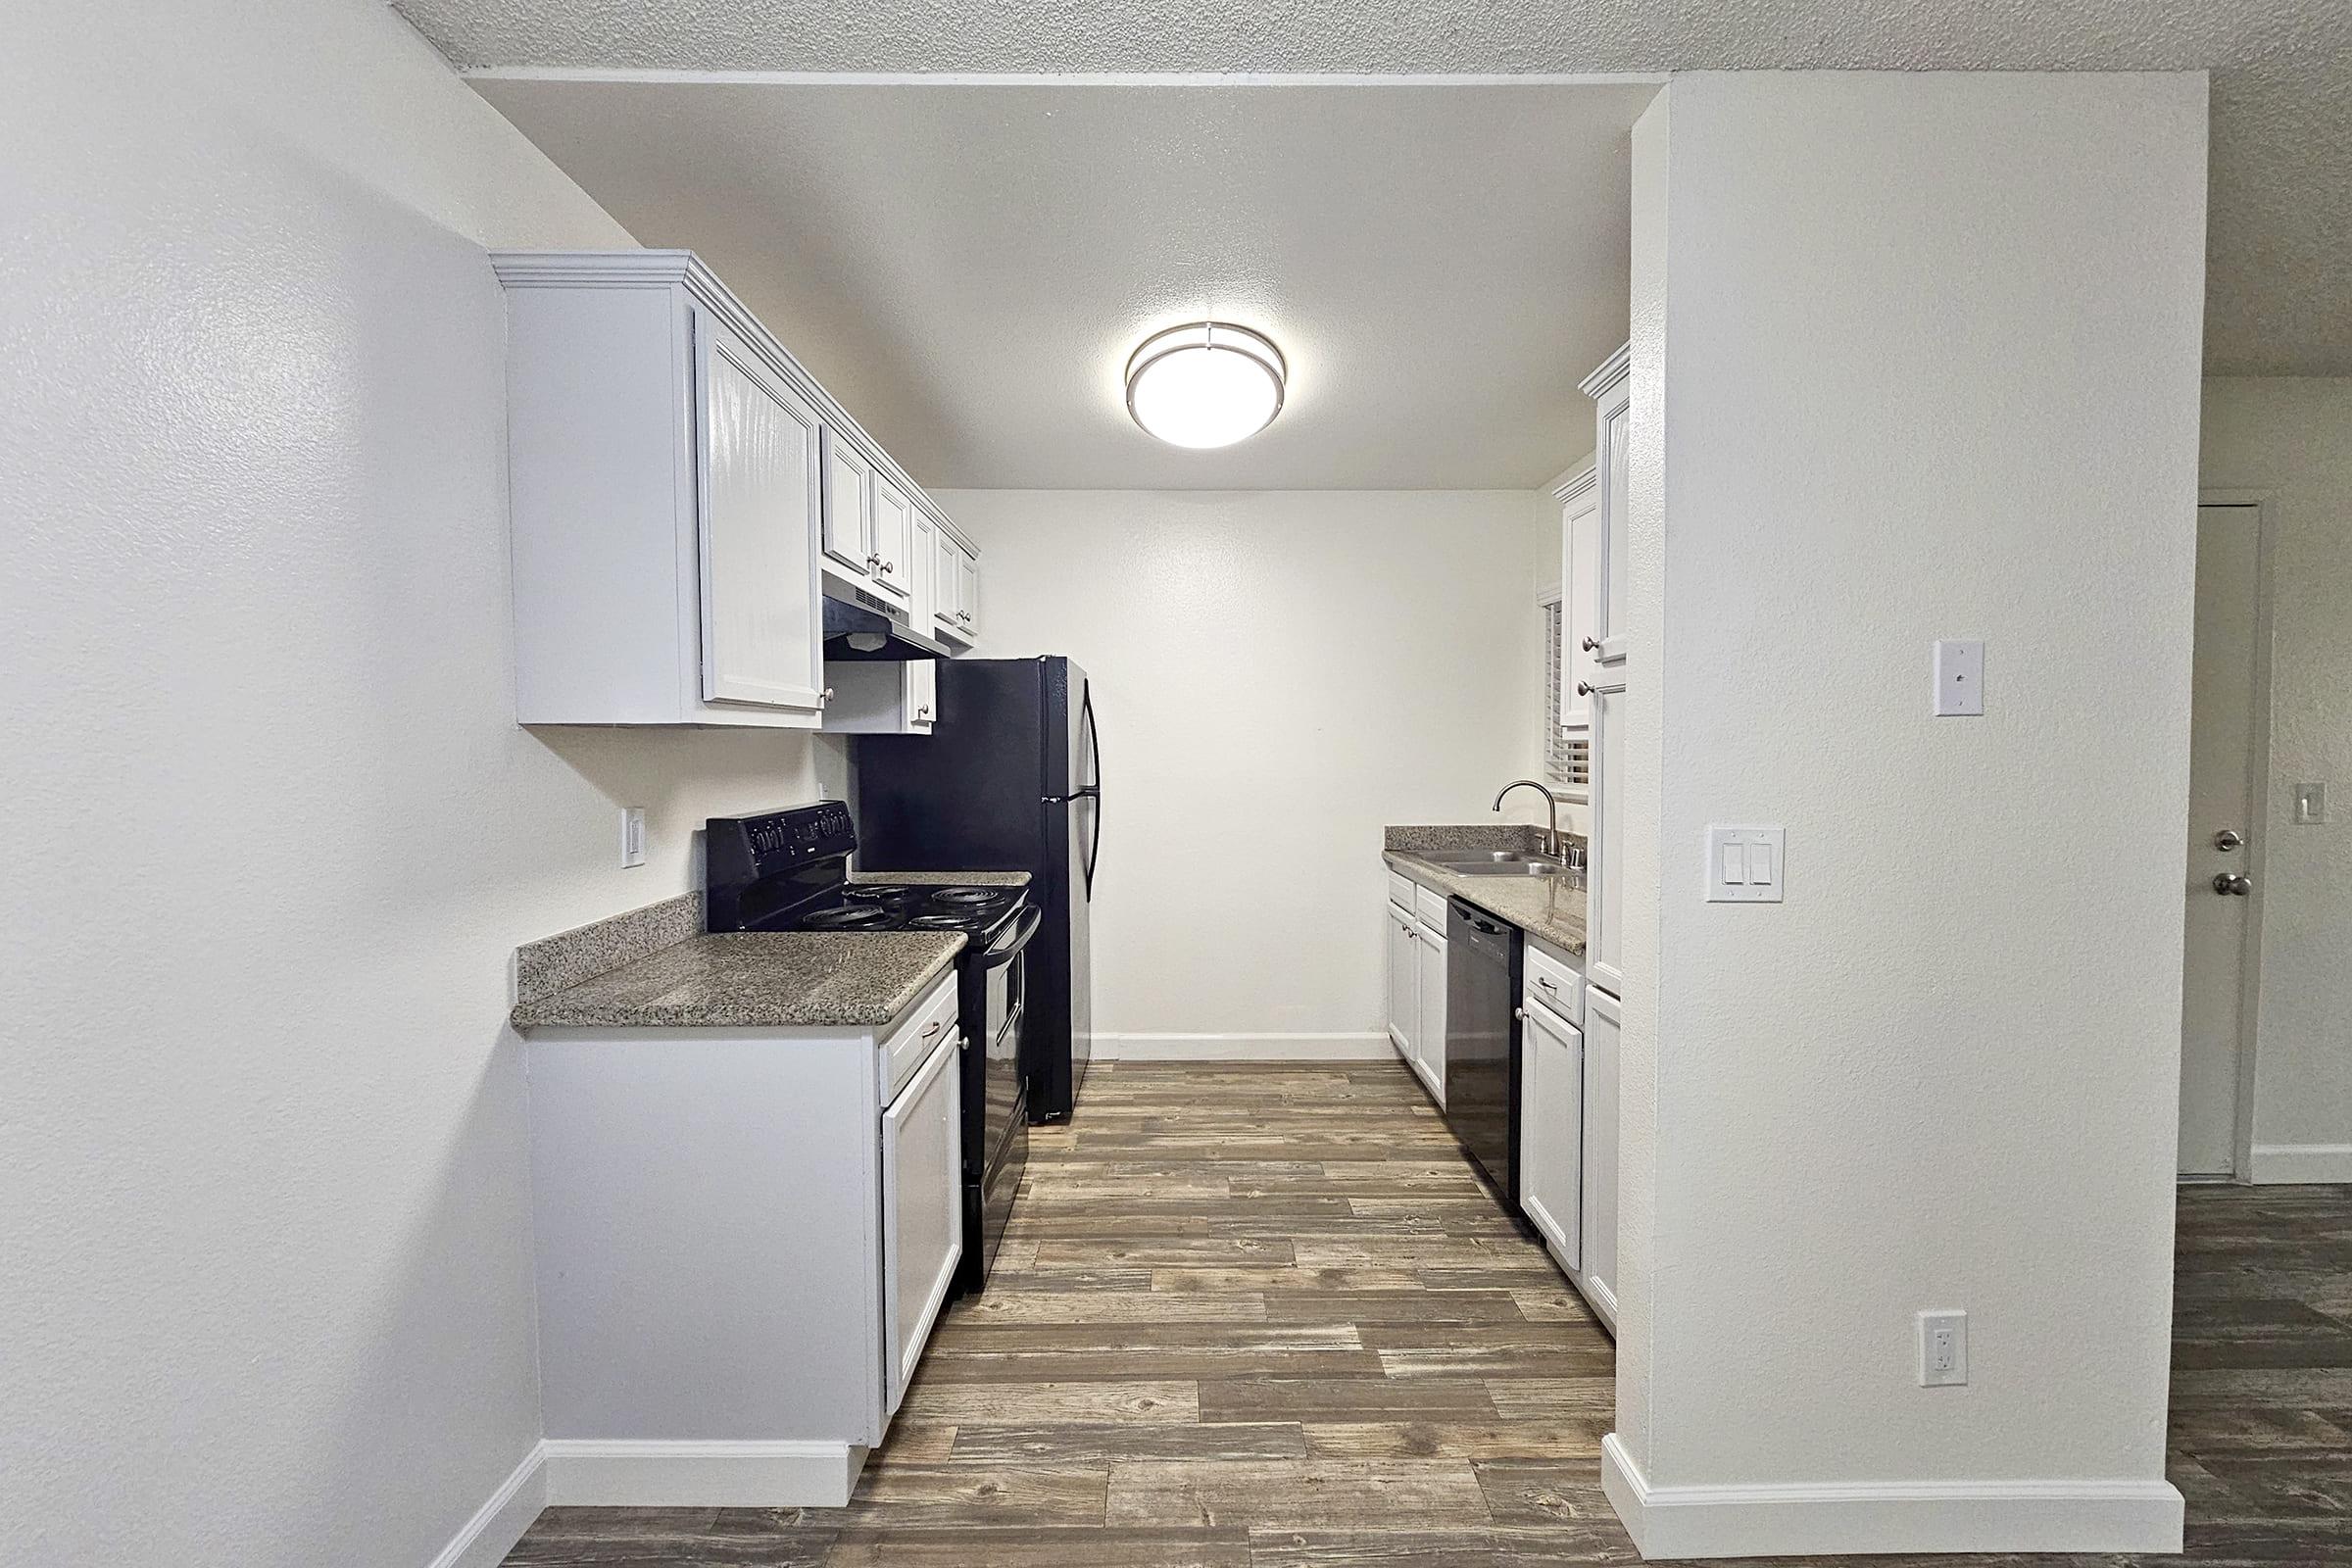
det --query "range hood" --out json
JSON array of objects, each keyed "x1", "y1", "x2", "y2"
[{"x1": 822, "y1": 585, "x2": 941, "y2": 662}]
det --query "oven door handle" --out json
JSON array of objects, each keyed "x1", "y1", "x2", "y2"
[{"x1": 983, "y1": 905, "x2": 1043, "y2": 966}]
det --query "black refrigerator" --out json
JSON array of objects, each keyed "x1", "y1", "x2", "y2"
[{"x1": 855, "y1": 657, "x2": 1098, "y2": 1122}]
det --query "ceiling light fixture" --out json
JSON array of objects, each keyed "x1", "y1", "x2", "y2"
[{"x1": 1124, "y1": 321, "x2": 1287, "y2": 449}]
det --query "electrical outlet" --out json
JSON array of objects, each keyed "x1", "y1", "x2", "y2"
[
  {"x1": 1918, "y1": 1309, "x2": 1968, "y2": 1387},
  {"x1": 620, "y1": 807, "x2": 647, "y2": 869}
]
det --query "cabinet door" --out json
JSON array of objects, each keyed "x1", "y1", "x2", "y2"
[
  {"x1": 1416, "y1": 926, "x2": 1447, "y2": 1106},
  {"x1": 1562, "y1": 486, "x2": 1601, "y2": 730},
  {"x1": 881, "y1": 1034, "x2": 962, "y2": 1418},
  {"x1": 694, "y1": 317, "x2": 825, "y2": 712},
  {"x1": 908, "y1": 509, "x2": 938, "y2": 632},
  {"x1": 956, "y1": 548, "x2": 980, "y2": 640},
  {"x1": 1588, "y1": 684, "x2": 1626, "y2": 998},
  {"x1": 819, "y1": 429, "x2": 875, "y2": 575},
  {"x1": 1386, "y1": 907, "x2": 1418, "y2": 1064},
  {"x1": 905, "y1": 658, "x2": 938, "y2": 734},
  {"x1": 1518, "y1": 1001, "x2": 1584, "y2": 1269},
  {"x1": 1594, "y1": 384, "x2": 1630, "y2": 667},
  {"x1": 933, "y1": 527, "x2": 961, "y2": 636},
  {"x1": 868, "y1": 475, "x2": 914, "y2": 604},
  {"x1": 1580, "y1": 984, "x2": 1621, "y2": 1329}
]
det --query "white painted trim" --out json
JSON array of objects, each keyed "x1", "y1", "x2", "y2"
[
  {"x1": 1547, "y1": 460, "x2": 1598, "y2": 503},
  {"x1": 462, "y1": 68, "x2": 1671, "y2": 88},
  {"x1": 2249, "y1": 1143, "x2": 2352, "y2": 1185},
  {"x1": 1599, "y1": 1435, "x2": 2182, "y2": 1560},
  {"x1": 1094, "y1": 1032, "x2": 1392, "y2": 1061},
  {"x1": 540, "y1": 1440, "x2": 867, "y2": 1507},
  {"x1": 427, "y1": 1445, "x2": 546, "y2": 1568}
]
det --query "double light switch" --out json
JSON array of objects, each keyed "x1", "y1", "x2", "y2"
[{"x1": 1706, "y1": 825, "x2": 1785, "y2": 903}]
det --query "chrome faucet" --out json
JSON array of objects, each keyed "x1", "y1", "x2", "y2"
[{"x1": 1493, "y1": 779, "x2": 1564, "y2": 860}]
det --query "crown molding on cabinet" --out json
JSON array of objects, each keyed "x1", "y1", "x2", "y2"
[
  {"x1": 1548, "y1": 461, "x2": 1597, "y2": 503},
  {"x1": 1576, "y1": 341, "x2": 1632, "y2": 401}
]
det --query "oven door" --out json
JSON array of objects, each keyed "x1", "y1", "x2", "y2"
[{"x1": 978, "y1": 905, "x2": 1040, "y2": 1158}]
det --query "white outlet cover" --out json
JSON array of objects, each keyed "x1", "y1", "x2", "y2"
[
  {"x1": 1933, "y1": 639, "x2": 1985, "y2": 716},
  {"x1": 621, "y1": 807, "x2": 647, "y2": 868},
  {"x1": 1917, "y1": 1309, "x2": 1969, "y2": 1387}
]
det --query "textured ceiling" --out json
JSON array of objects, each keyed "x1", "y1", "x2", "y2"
[
  {"x1": 399, "y1": 0, "x2": 2352, "y2": 384},
  {"x1": 470, "y1": 81, "x2": 1649, "y2": 488}
]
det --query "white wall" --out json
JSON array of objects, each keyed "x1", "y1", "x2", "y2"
[
  {"x1": 1611, "y1": 73, "x2": 2206, "y2": 1556},
  {"x1": 935, "y1": 489, "x2": 1553, "y2": 1052},
  {"x1": 2201, "y1": 379, "x2": 2352, "y2": 1178},
  {"x1": 0, "y1": 4, "x2": 839, "y2": 1564}
]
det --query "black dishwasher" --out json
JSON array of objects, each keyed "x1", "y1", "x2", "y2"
[{"x1": 1444, "y1": 898, "x2": 1523, "y2": 1204}]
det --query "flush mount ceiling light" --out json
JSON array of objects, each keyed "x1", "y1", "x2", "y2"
[{"x1": 1124, "y1": 321, "x2": 1287, "y2": 449}]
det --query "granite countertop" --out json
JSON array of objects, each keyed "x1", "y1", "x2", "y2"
[
  {"x1": 1383, "y1": 825, "x2": 1590, "y2": 956},
  {"x1": 849, "y1": 869, "x2": 1031, "y2": 887},
  {"x1": 511, "y1": 931, "x2": 965, "y2": 1032}
]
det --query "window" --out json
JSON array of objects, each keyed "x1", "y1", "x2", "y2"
[{"x1": 1544, "y1": 597, "x2": 1592, "y2": 795}]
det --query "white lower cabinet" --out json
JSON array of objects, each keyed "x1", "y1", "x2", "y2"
[
  {"x1": 1386, "y1": 901, "x2": 1419, "y2": 1066},
  {"x1": 523, "y1": 972, "x2": 963, "y2": 1505},
  {"x1": 1518, "y1": 994, "x2": 1584, "y2": 1273},
  {"x1": 1415, "y1": 918, "x2": 1447, "y2": 1105},
  {"x1": 881, "y1": 1025, "x2": 961, "y2": 1417},
  {"x1": 1578, "y1": 984, "x2": 1622, "y2": 1332}
]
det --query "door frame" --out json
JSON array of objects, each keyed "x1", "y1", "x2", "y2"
[{"x1": 2193, "y1": 489, "x2": 2279, "y2": 1184}]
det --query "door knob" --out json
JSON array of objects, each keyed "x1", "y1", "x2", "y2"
[
  {"x1": 2212, "y1": 872, "x2": 2252, "y2": 896},
  {"x1": 2214, "y1": 829, "x2": 2245, "y2": 853}
]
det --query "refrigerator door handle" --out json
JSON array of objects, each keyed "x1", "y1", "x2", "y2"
[{"x1": 1077, "y1": 687, "x2": 1102, "y2": 898}]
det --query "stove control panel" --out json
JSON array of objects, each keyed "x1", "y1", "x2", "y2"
[{"x1": 706, "y1": 803, "x2": 858, "y2": 929}]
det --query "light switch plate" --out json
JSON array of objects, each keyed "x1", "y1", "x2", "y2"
[
  {"x1": 620, "y1": 807, "x2": 647, "y2": 868},
  {"x1": 2295, "y1": 782, "x2": 2328, "y2": 825},
  {"x1": 1706, "y1": 825, "x2": 1785, "y2": 903},
  {"x1": 1934, "y1": 639, "x2": 1984, "y2": 716}
]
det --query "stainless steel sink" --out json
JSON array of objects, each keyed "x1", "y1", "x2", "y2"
[{"x1": 1412, "y1": 849, "x2": 1572, "y2": 876}]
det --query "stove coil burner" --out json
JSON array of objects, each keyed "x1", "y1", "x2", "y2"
[
  {"x1": 907, "y1": 912, "x2": 970, "y2": 929},
  {"x1": 930, "y1": 886, "x2": 1009, "y2": 906},
  {"x1": 801, "y1": 906, "x2": 896, "y2": 931},
  {"x1": 841, "y1": 885, "x2": 906, "y2": 904}
]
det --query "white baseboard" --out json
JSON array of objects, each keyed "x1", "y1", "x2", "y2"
[
  {"x1": 428, "y1": 1444, "x2": 547, "y2": 1568},
  {"x1": 2250, "y1": 1143, "x2": 2352, "y2": 1185},
  {"x1": 1598, "y1": 1434, "x2": 2182, "y2": 1559},
  {"x1": 1094, "y1": 1032, "x2": 1392, "y2": 1061},
  {"x1": 540, "y1": 1440, "x2": 867, "y2": 1507}
]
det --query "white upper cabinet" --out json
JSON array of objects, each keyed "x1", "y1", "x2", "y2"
[
  {"x1": 498, "y1": 252, "x2": 825, "y2": 727},
  {"x1": 1580, "y1": 345, "x2": 1632, "y2": 669},
  {"x1": 495, "y1": 251, "x2": 978, "y2": 724},
  {"x1": 1555, "y1": 463, "x2": 1600, "y2": 732},
  {"x1": 868, "y1": 474, "x2": 915, "y2": 605}
]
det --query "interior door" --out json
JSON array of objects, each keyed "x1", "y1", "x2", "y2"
[
  {"x1": 1520, "y1": 1000, "x2": 1584, "y2": 1269},
  {"x1": 693, "y1": 315, "x2": 824, "y2": 712},
  {"x1": 2179, "y1": 502, "x2": 2263, "y2": 1177}
]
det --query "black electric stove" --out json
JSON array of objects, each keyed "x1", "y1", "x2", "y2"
[{"x1": 706, "y1": 802, "x2": 1034, "y2": 1297}]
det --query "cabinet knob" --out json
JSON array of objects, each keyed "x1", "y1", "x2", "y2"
[
  {"x1": 821, "y1": 687, "x2": 834, "y2": 704},
  {"x1": 881, "y1": 560, "x2": 897, "y2": 575},
  {"x1": 916, "y1": 705, "x2": 931, "y2": 719},
  {"x1": 1575, "y1": 681, "x2": 1594, "y2": 697},
  {"x1": 2213, "y1": 872, "x2": 2252, "y2": 897},
  {"x1": 1581, "y1": 636, "x2": 1600, "y2": 653}
]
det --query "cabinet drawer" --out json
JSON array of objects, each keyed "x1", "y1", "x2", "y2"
[
  {"x1": 1524, "y1": 941, "x2": 1583, "y2": 1027},
  {"x1": 1386, "y1": 869, "x2": 1416, "y2": 912},
  {"x1": 1413, "y1": 883, "x2": 1449, "y2": 935},
  {"x1": 880, "y1": 974, "x2": 961, "y2": 1107}
]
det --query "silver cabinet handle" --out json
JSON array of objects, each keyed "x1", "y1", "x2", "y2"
[
  {"x1": 2214, "y1": 829, "x2": 2245, "y2": 853},
  {"x1": 915, "y1": 705, "x2": 931, "y2": 719},
  {"x1": 920, "y1": 1019, "x2": 944, "y2": 1039},
  {"x1": 1537, "y1": 976, "x2": 1558, "y2": 994}
]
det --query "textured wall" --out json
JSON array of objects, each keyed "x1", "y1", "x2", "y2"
[
  {"x1": 0, "y1": 2, "x2": 838, "y2": 1563},
  {"x1": 1618, "y1": 71, "x2": 2205, "y2": 1533},
  {"x1": 2200, "y1": 379, "x2": 2352, "y2": 1170},
  {"x1": 934, "y1": 489, "x2": 1555, "y2": 1050}
]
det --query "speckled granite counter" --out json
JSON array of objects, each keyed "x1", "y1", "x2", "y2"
[
  {"x1": 849, "y1": 869, "x2": 1031, "y2": 888},
  {"x1": 1383, "y1": 825, "x2": 1590, "y2": 956},
  {"x1": 512, "y1": 931, "x2": 965, "y2": 1032}
]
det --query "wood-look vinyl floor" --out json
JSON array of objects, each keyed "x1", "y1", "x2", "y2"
[{"x1": 504, "y1": 1061, "x2": 2352, "y2": 1567}]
